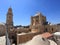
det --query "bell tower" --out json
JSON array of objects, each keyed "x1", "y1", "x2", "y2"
[
  {"x1": 6, "y1": 7, "x2": 13, "y2": 31},
  {"x1": 30, "y1": 12, "x2": 46, "y2": 33}
]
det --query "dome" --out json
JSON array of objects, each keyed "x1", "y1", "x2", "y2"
[
  {"x1": 17, "y1": 32, "x2": 27, "y2": 35},
  {"x1": 25, "y1": 35, "x2": 50, "y2": 45},
  {"x1": 0, "y1": 22, "x2": 5, "y2": 25},
  {"x1": 35, "y1": 12, "x2": 41, "y2": 16},
  {"x1": 48, "y1": 40, "x2": 57, "y2": 45},
  {"x1": 25, "y1": 35, "x2": 57, "y2": 45},
  {"x1": 53, "y1": 32, "x2": 60, "y2": 35}
]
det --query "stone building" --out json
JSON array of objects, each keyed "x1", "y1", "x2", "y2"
[
  {"x1": 30, "y1": 12, "x2": 57, "y2": 33},
  {"x1": 30, "y1": 13, "x2": 46, "y2": 33},
  {"x1": 0, "y1": 23, "x2": 6, "y2": 36},
  {"x1": 6, "y1": 7, "x2": 13, "y2": 32},
  {"x1": 56, "y1": 24, "x2": 60, "y2": 32},
  {"x1": 5, "y1": 7, "x2": 15, "y2": 41}
]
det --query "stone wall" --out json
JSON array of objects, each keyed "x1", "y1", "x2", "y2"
[
  {"x1": 0, "y1": 24, "x2": 6, "y2": 36},
  {"x1": 45, "y1": 25, "x2": 57, "y2": 33},
  {"x1": 17, "y1": 33, "x2": 40, "y2": 44},
  {"x1": 57, "y1": 25, "x2": 60, "y2": 32}
]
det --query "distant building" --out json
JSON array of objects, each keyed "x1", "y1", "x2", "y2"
[
  {"x1": 30, "y1": 12, "x2": 57, "y2": 33},
  {"x1": 0, "y1": 23, "x2": 6, "y2": 36}
]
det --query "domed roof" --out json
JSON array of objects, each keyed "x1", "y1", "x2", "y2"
[
  {"x1": 53, "y1": 32, "x2": 60, "y2": 35},
  {"x1": 25, "y1": 35, "x2": 50, "y2": 45},
  {"x1": 8, "y1": 7, "x2": 12, "y2": 11},
  {"x1": 0, "y1": 22, "x2": 5, "y2": 25},
  {"x1": 25, "y1": 35, "x2": 57, "y2": 45},
  {"x1": 35, "y1": 12, "x2": 41, "y2": 16},
  {"x1": 48, "y1": 40, "x2": 57, "y2": 45}
]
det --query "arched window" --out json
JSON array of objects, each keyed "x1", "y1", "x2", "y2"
[
  {"x1": 36, "y1": 20, "x2": 39, "y2": 24},
  {"x1": 44, "y1": 28, "x2": 48, "y2": 32},
  {"x1": 29, "y1": 29, "x2": 31, "y2": 32},
  {"x1": 52, "y1": 28, "x2": 53, "y2": 31}
]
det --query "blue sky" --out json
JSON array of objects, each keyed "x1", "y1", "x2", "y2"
[{"x1": 0, "y1": 0, "x2": 60, "y2": 26}]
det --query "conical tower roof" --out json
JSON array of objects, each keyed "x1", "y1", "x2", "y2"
[{"x1": 7, "y1": 7, "x2": 13, "y2": 15}]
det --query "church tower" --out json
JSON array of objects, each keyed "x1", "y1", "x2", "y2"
[
  {"x1": 30, "y1": 12, "x2": 46, "y2": 33},
  {"x1": 6, "y1": 7, "x2": 13, "y2": 31}
]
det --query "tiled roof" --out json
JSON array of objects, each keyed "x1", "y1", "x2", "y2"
[{"x1": 41, "y1": 32, "x2": 52, "y2": 38}]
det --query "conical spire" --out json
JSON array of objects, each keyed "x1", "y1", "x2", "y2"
[
  {"x1": 7, "y1": 7, "x2": 12, "y2": 15},
  {"x1": 35, "y1": 12, "x2": 42, "y2": 16}
]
